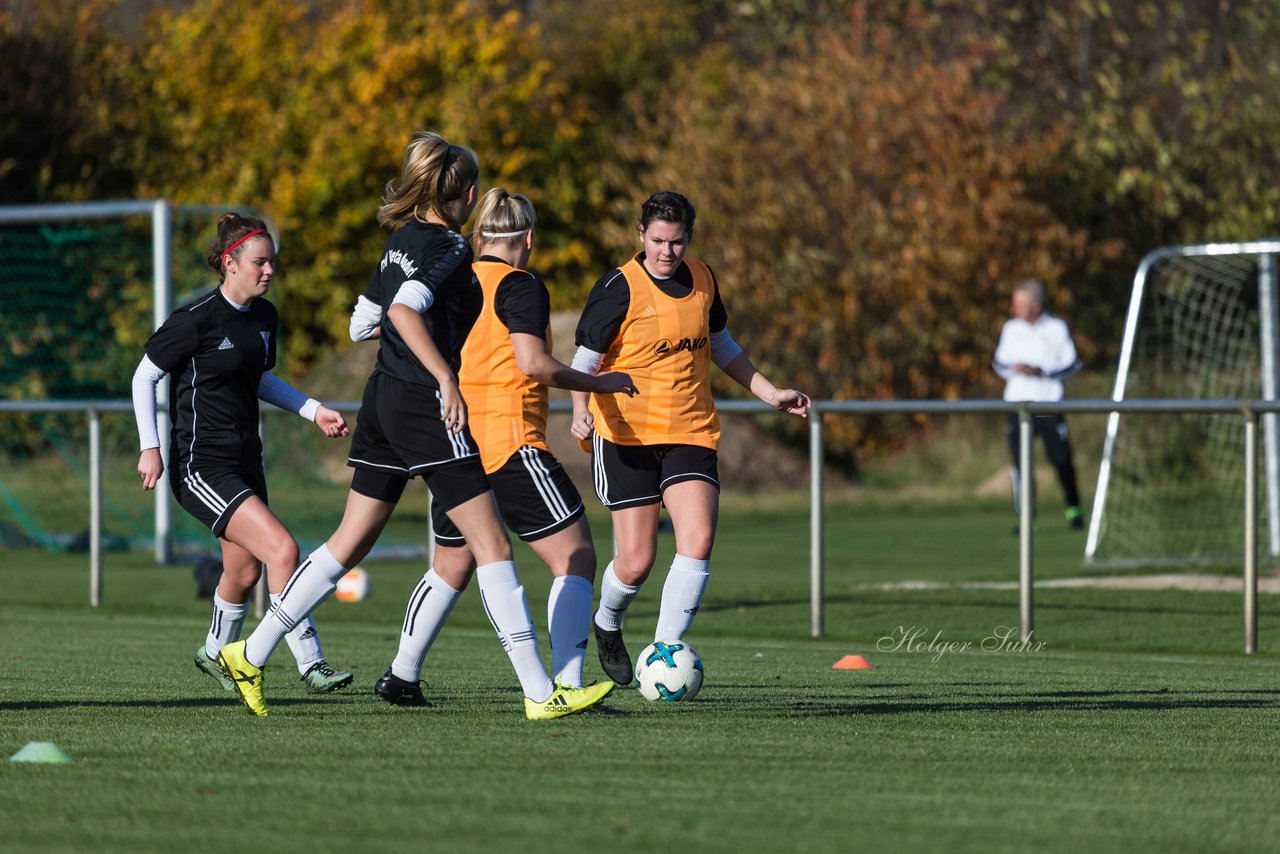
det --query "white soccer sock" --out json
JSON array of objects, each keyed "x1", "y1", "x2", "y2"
[
  {"x1": 547, "y1": 575, "x2": 593, "y2": 688},
  {"x1": 278, "y1": 595, "x2": 325, "y2": 676},
  {"x1": 593, "y1": 561, "x2": 640, "y2": 632},
  {"x1": 243, "y1": 544, "x2": 344, "y2": 668},
  {"x1": 476, "y1": 560, "x2": 554, "y2": 702},
  {"x1": 654, "y1": 554, "x2": 710, "y2": 641},
  {"x1": 204, "y1": 593, "x2": 249, "y2": 658},
  {"x1": 390, "y1": 569, "x2": 462, "y2": 683}
]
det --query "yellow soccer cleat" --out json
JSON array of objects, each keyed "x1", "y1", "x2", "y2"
[
  {"x1": 217, "y1": 640, "x2": 269, "y2": 717},
  {"x1": 524, "y1": 680, "x2": 615, "y2": 720}
]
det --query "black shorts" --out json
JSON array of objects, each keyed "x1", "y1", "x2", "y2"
[
  {"x1": 352, "y1": 461, "x2": 492, "y2": 516},
  {"x1": 590, "y1": 435, "x2": 719, "y2": 511},
  {"x1": 432, "y1": 446, "x2": 585, "y2": 546},
  {"x1": 347, "y1": 372, "x2": 480, "y2": 476},
  {"x1": 169, "y1": 459, "x2": 266, "y2": 538}
]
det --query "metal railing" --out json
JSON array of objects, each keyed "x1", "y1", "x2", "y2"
[{"x1": 1, "y1": 397, "x2": 1272, "y2": 652}]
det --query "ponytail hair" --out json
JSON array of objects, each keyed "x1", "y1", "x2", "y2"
[
  {"x1": 378, "y1": 130, "x2": 480, "y2": 230},
  {"x1": 206, "y1": 212, "x2": 272, "y2": 282},
  {"x1": 471, "y1": 187, "x2": 536, "y2": 254},
  {"x1": 639, "y1": 190, "x2": 696, "y2": 238}
]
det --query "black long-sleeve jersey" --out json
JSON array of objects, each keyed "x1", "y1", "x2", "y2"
[
  {"x1": 363, "y1": 221, "x2": 481, "y2": 388},
  {"x1": 144, "y1": 288, "x2": 277, "y2": 465}
]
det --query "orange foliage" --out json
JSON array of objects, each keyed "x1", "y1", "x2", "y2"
[{"x1": 616, "y1": 7, "x2": 1085, "y2": 455}]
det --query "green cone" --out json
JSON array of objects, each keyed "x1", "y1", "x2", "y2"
[{"x1": 9, "y1": 741, "x2": 74, "y2": 764}]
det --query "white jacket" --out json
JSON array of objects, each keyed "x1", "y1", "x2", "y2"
[{"x1": 993, "y1": 312, "x2": 1081, "y2": 403}]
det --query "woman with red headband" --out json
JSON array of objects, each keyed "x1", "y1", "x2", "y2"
[{"x1": 131, "y1": 212, "x2": 354, "y2": 698}]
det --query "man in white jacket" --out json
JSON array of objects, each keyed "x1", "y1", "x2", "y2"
[{"x1": 993, "y1": 279, "x2": 1084, "y2": 530}]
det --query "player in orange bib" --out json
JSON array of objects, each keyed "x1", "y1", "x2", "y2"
[
  {"x1": 570, "y1": 191, "x2": 811, "y2": 684},
  {"x1": 373, "y1": 188, "x2": 637, "y2": 698}
]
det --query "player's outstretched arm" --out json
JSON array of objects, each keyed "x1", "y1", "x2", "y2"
[
  {"x1": 719, "y1": 351, "x2": 811, "y2": 418},
  {"x1": 313, "y1": 405, "x2": 350, "y2": 438},
  {"x1": 257, "y1": 373, "x2": 349, "y2": 437},
  {"x1": 509, "y1": 333, "x2": 636, "y2": 396}
]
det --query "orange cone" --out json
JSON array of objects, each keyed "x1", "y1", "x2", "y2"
[{"x1": 833, "y1": 654, "x2": 874, "y2": 670}]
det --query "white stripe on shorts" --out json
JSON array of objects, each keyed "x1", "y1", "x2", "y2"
[
  {"x1": 437, "y1": 390, "x2": 474, "y2": 459},
  {"x1": 185, "y1": 472, "x2": 228, "y2": 516},
  {"x1": 518, "y1": 446, "x2": 571, "y2": 519},
  {"x1": 592, "y1": 432, "x2": 608, "y2": 505}
]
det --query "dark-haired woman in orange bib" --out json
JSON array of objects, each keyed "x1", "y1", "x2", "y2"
[{"x1": 570, "y1": 191, "x2": 811, "y2": 685}]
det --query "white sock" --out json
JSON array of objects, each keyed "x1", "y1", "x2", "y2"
[
  {"x1": 205, "y1": 593, "x2": 249, "y2": 658},
  {"x1": 243, "y1": 544, "x2": 345, "y2": 668},
  {"x1": 476, "y1": 560, "x2": 554, "y2": 702},
  {"x1": 654, "y1": 554, "x2": 710, "y2": 641},
  {"x1": 278, "y1": 594, "x2": 325, "y2": 676},
  {"x1": 548, "y1": 575, "x2": 593, "y2": 688},
  {"x1": 391, "y1": 569, "x2": 461, "y2": 682},
  {"x1": 593, "y1": 561, "x2": 640, "y2": 632}
]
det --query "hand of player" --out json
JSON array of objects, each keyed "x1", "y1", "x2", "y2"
[
  {"x1": 570, "y1": 409, "x2": 595, "y2": 441},
  {"x1": 314, "y1": 405, "x2": 349, "y2": 438},
  {"x1": 138, "y1": 448, "x2": 164, "y2": 491},
  {"x1": 595, "y1": 371, "x2": 638, "y2": 397},
  {"x1": 439, "y1": 378, "x2": 468, "y2": 434},
  {"x1": 770, "y1": 389, "x2": 812, "y2": 417}
]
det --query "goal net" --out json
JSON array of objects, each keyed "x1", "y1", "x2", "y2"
[
  {"x1": 1086, "y1": 241, "x2": 1280, "y2": 567},
  {"x1": 0, "y1": 202, "x2": 259, "y2": 555}
]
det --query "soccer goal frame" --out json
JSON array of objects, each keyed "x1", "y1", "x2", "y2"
[
  {"x1": 0, "y1": 200, "x2": 277, "y2": 564},
  {"x1": 1086, "y1": 239, "x2": 1280, "y2": 566}
]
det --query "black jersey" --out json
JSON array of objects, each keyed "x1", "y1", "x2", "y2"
[
  {"x1": 363, "y1": 221, "x2": 481, "y2": 387},
  {"x1": 144, "y1": 288, "x2": 277, "y2": 464},
  {"x1": 479, "y1": 254, "x2": 550, "y2": 339},
  {"x1": 574, "y1": 253, "x2": 728, "y2": 352}
]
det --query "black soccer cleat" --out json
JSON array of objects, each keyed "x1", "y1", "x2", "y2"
[
  {"x1": 593, "y1": 623, "x2": 634, "y2": 685},
  {"x1": 373, "y1": 668, "x2": 432, "y2": 707}
]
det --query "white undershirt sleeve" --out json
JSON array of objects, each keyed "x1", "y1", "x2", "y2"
[
  {"x1": 132, "y1": 355, "x2": 166, "y2": 451},
  {"x1": 710, "y1": 328, "x2": 744, "y2": 369},
  {"x1": 389, "y1": 280, "x2": 435, "y2": 314},
  {"x1": 258, "y1": 372, "x2": 321, "y2": 422},
  {"x1": 349, "y1": 294, "x2": 382, "y2": 342},
  {"x1": 571, "y1": 345, "x2": 604, "y2": 376}
]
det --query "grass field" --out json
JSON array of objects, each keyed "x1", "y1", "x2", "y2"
[{"x1": 3, "y1": 497, "x2": 1280, "y2": 852}]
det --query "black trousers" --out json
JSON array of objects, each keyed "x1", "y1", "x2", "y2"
[{"x1": 1005, "y1": 413, "x2": 1081, "y2": 512}]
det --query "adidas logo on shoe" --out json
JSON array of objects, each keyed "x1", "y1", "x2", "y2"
[{"x1": 218, "y1": 337, "x2": 234, "y2": 350}]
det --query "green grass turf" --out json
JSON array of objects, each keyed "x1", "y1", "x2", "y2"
[{"x1": 3, "y1": 498, "x2": 1280, "y2": 852}]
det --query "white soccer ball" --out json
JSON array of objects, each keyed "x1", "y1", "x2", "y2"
[
  {"x1": 334, "y1": 567, "x2": 372, "y2": 603},
  {"x1": 635, "y1": 639, "x2": 703, "y2": 702}
]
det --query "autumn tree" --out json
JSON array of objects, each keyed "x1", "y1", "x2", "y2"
[{"x1": 614, "y1": 6, "x2": 1084, "y2": 458}]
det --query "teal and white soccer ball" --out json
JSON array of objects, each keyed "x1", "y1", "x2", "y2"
[{"x1": 635, "y1": 640, "x2": 703, "y2": 702}]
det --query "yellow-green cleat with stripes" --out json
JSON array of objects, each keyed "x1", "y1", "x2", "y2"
[
  {"x1": 524, "y1": 680, "x2": 615, "y2": 720},
  {"x1": 216, "y1": 640, "x2": 268, "y2": 717}
]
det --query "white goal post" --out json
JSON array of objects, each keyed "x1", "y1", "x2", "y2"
[
  {"x1": 0, "y1": 201, "x2": 175, "y2": 563},
  {"x1": 1087, "y1": 239, "x2": 1280, "y2": 567},
  {"x1": 0, "y1": 200, "x2": 277, "y2": 564}
]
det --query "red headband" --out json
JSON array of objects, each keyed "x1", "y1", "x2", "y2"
[{"x1": 222, "y1": 229, "x2": 268, "y2": 260}]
